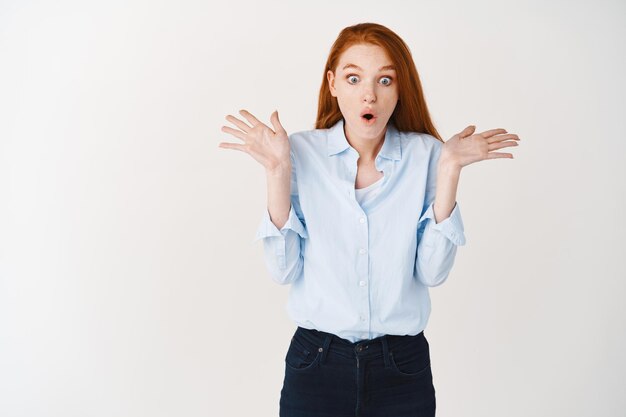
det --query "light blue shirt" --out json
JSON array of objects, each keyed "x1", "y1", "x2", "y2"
[{"x1": 254, "y1": 118, "x2": 466, "y2": 343}]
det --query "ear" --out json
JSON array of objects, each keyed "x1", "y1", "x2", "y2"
[{"x1": 327, "y1": 70, "x2": 337, "y2": 97}]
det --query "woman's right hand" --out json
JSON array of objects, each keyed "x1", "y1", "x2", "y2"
[{"x1": 218, "y1": 109, "x2": 291, "y2": 173}]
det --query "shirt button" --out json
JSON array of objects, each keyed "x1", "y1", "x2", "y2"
[
  {"x1": 359, "y1": 217, "x2": 366, "y2": 223},
  {"x1": 359, "y1": 280, "x2": 366, "y2": 286},
  {"x1": 359, "y1": 248, "x2": 366, "y2": 254}
]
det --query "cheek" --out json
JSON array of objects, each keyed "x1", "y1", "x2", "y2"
[
  {"x1": 334, "y1": 87, "x2": 357, "y2": 104},
  {"x1": 384, "y1": 91, "x2": 399, "y2": 108},
  {"x1": 335, "y1": 84, "x2": 352, "y2": 96},
  {"x1": 336, "y1": 98, "x2": 353, "y2": 114},
  {"x1": 378, "y1": 98, "x2": 396, "y2": 112}
]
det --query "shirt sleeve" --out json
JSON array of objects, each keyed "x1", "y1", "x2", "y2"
[
  {"x1": 414, "y1": 140, "x2": 467, "y2": 287},
  {"x1": 253, "y1": 149, "x2": 308, "y2": 285}
]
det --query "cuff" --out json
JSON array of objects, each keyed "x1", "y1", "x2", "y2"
[
  {"x1": 254, "y1": 205, "x2": 308, "y2": 242},
  {"x1": 418, "y1": 201, "x2": 466, "y2": 246}
]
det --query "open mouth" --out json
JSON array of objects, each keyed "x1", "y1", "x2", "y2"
[
  {"x1": 360, "y1": 108, "x2": 377, "y2": 124},
  {"x1": 361, "y1": 113, "x2": 377, "y2": 124}
]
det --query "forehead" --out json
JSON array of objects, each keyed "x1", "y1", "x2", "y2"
[{"x1": 337, "y1": 44, "x2": 394, "y2": 71}]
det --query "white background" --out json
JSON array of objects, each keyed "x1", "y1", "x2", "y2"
[{"x1": 1, "y1": 0, "x2": 625, "y2": 416}]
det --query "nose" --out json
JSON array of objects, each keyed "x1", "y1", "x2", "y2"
[{"x1": 362, "y1": 83, "x2": 376, "y2": 103}]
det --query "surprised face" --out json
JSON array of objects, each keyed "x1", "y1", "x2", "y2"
[{"x1": 327, "y1": 43, "x2": 399, "y2": 141}]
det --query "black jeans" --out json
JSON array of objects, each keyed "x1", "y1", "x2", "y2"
[{"x1": 280, "y1": 326, "x2": 436, "y2": 417}]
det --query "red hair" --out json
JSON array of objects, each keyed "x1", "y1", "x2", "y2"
[{"x1": 315, "y1": 23, "x2": 443, "y2": 142}]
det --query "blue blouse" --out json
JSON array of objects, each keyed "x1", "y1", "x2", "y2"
[{"x1": 254, "y1": 118, "x2": 466, "y2": 343}]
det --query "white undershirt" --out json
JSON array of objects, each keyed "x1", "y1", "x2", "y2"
[{"x1": 354, "y1": 175, "x2": 384, "y2": 205}]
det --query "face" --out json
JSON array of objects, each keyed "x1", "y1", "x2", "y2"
[{"x1": 327, "y1": 43, "x2": 399, "y2": 140}]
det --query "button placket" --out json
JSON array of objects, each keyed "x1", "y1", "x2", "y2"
[{"x1": 355, "y1": 207, "x2": 370, "y2": 341}]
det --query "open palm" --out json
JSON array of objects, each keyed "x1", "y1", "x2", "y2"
[
  {"x1": 218, "y1": 109, "x2": 291, "y2": 172},
  {"x1": 442, "y1": 126, "x2": 520, "y2": 168}
]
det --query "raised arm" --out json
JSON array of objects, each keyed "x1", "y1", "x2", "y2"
[
  {"x1": 219, "y1": 109, "x2": 292, "y2": 223},
  {"x1": 219, "y1": 110, "x2": 307, "y2": 285},
  {"x1": 414, "y1": 125, "x2": 521, "y2": 287}
]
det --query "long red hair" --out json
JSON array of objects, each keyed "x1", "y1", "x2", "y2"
[{"x1": 315, "y1": 22, "x2": 443, "y2": 142}]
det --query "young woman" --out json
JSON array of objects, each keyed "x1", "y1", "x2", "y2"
[{"x1": 219, "y1": 22, "x2": 519, "y2": 417}]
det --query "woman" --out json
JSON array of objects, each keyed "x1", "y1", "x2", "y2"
[{"x1": 219, "y1": 22, "x2": 519, "y2": 417}]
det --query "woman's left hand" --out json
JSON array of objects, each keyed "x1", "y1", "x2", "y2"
[{"x1": 441, "y1": 125, "x2": 520, "y2": 169}]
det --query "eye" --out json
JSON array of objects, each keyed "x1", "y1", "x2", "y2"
[
  {"x1": 380, "y1": 76, "x2": 393, "y2": 86},
  {"x1": 347, "y1": 75, "x2": 359, "y2": 84}
]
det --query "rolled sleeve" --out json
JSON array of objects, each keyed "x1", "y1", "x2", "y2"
[
  {"x1": 253, "y1": 204, "x2": 307, "y2": 285},
  {"x1": 254, "y1": 204, "x2": 308, "y2": 242},
  {"x1": 418, "y1": 201, "x2": 466, "y2": 246},
  {"x1": 414, "y1": 200, "x2": 466, "y2": 287}
]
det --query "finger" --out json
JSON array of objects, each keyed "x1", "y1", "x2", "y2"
[
  {"x1": 218, "y1": 142, "x2": 248, "y2": 152},
  {"x1": 486, "y1": 133, "x2": 520, "y2": 144},
  {"x1": 225, "y1": 115, "x2": 252, "y2": 133},
  {"x1": 269, "y1": 110, "x2": 285, "y2": 135},
  {"x1": 239, "y1": 109, "x2": 263, "y2": 127},
  {"x1": 486, "y1": 152, "x2": 514, "y2": 159},
  {"x1": 488, "y1": 141, "x2": 519, "y2": 151},
  {"x1": 479, "y1": 128, "x2": 507, "y2": 138},
  {"x1": 459, "y1": 125, "x2": 476, "y2": 139},
  {"x1": 221, "y1": 125, "x2": 247, "y2": 141}
]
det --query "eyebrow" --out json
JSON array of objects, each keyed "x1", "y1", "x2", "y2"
[{"x1": 342, "y1": 63, "x2": 396, "y2": 72}]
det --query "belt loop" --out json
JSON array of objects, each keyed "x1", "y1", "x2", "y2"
[
  {"x1": 320, "y1": 333, "x2": 332, "y2": 364},
  {"x1": 382, "y1": 335, "x2": 390, "y2": 369}
]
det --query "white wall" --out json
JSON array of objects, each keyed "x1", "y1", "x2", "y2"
[{"x1": 1, "y1": 0, "x2": 624, "y2": 416}]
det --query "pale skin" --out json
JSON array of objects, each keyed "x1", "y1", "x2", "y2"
[{"x1": 218, "y1": 43, "x2": 520, "y2": 228}]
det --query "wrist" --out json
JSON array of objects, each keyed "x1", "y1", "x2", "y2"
[
  {"x1": 438, "y1": 157, "x2": 462, "y2": 175},
  {"x1": 266, "y1": 162, "x2": 292, "y2": 177}
]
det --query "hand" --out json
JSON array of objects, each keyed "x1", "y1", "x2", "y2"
[
  {"x1": 441, "y1": 125, "x2": 520, "y2": 169},
  {"x1": 218, "y1": 109, "x2": 291, "y2": 172}
]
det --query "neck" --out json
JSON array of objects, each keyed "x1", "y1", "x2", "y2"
[{"x1": 343, "y1": 123, "x2": 386, "y2": 162}]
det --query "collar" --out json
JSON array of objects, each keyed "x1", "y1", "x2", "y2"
[{"x1": 327, "y1": 118, "x2": 402, "y2": 161}]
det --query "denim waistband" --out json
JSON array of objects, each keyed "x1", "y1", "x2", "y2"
[{"x1": 294, "y1": 326, "x2": 425, "y2": 363}]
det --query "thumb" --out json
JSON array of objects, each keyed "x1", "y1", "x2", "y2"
[
  {"x1": 270, "y1": 110, "x2": 285, "y2": 134},
  {"x1": 459, "y1": 125, "x2": 476, "y2": 139}
]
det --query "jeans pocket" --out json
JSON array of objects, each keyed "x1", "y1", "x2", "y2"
[
  {"x1": 285, "y1": 335, "x2": 322, "y2": 371},
  {"x1": 389, "y1": 341, "x2": 431, "y2": 377}
]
